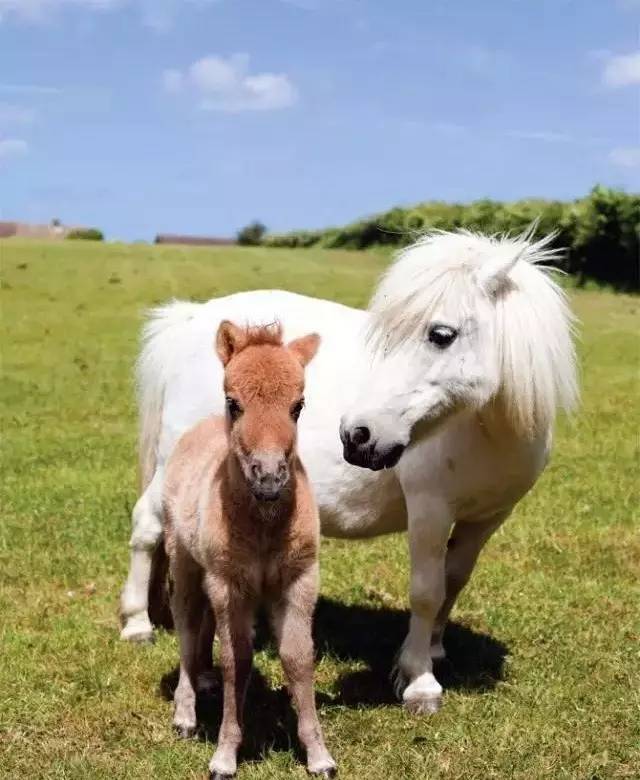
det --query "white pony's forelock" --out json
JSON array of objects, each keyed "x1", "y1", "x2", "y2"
[{"x1": 368, "y1": 229, "x2": 579, "y2": 436}]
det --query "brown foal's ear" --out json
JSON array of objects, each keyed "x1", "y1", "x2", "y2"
[
  {"x1": 288, "y1": 333, "x2": 321, "y2": 367},
  {"x1": 216, "y1": 320, "x2": 247, "y2": 366}
]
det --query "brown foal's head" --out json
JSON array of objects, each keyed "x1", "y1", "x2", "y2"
[{"x1": 215, "y1": 320, "x2": 320, "y2": 501}]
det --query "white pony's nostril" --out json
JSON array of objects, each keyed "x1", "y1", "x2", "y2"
[{"x1": 351, "y1": 426, "x2": 370, "y2": 446}]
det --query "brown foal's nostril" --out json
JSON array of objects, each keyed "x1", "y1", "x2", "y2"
[{"x1": 249, "y1": 454, "x2": 290, "y2": 497}]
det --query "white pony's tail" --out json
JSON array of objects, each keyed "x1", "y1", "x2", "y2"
[
  {"x1": 136, "y1": 300, "x2": 202, "y2": 631},
  {"x1": 136, "y1": 300, "x2": 202, "y2": 490}
]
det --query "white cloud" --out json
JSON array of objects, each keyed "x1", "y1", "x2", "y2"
[
  {"x1": 190, "y1": 53, "x2": 246, "y2": 93},
  {"x1": 609, "y1": 146, "x2": 640, "y2": 168},
  {"x1": 0, "y1": 103, "x2": 36, "y2": 126},
  {"x1": 163, "y1": 53, "x2": 298, "y2": 112},
  {"x1": 0, "y1": 137, "x2": 28, "y2": 161},
  {"x1": 602, "y1": 51, "x2": 640, "y2": 87}
]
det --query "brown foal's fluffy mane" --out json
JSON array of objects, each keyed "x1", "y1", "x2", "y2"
[{"x1": 240, "y1": 322, "x2": 283, "y2": 349}]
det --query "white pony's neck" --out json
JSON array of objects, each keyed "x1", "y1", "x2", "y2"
[{"x1": 368, "y1": 230, "x2": 579, "y2": 438}]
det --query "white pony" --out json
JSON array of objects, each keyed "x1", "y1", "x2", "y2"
[{"x1": 120, "y1": 230, "x2": 577, "y2": 715}]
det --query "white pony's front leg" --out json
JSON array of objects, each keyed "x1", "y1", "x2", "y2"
[
  {"x1": 120, "y1": 473, "x2": 163, "y2": 642},
  {"x1": 394, "y1": 486, "x2": 453, "y2": 714}
]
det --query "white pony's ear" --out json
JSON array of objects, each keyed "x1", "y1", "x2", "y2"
[{"x1": 475, "y1": 247, "x2": 525, "y2": 296}]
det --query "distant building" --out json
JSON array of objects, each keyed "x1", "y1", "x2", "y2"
[
  {"x1": 0, "y1": 220, "x2": 81, "y2": 240},
  {"x1": 0, "y1": 221, "x2": 17, "y2": 239},
  {"x1": 155, "y1": 234, "x2": 236, "y2": 247}
]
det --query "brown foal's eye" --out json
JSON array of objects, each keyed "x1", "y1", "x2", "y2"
[
  {"x1": 291, "y1": 398, "x2": 304, "y2": 422},
  {"x1": 225, "y1": 396, "x2": 242, "y2": 422}
]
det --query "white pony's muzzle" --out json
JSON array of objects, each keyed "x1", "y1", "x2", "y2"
[{"x1": 339, "y1": 411, "x2": 409, "y2": 471}]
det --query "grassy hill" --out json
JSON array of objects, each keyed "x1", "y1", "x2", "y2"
[{"x1": 1, "y1": 239, "x2": 638, "y2": 779}]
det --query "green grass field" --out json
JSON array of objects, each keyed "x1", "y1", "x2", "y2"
[{"x1": 1, "y1": 239, "x2": 638, "y2": 780}]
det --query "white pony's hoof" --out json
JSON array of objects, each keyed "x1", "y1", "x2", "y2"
[
  {"x1": 120, "y1": 612, "x2": 154, "y2": 643},
  {"x1": 403, "y1": 691, "x2": 442, "y2": 715},
  {"x1": 209, "y1": 751, "x2": 237, "y2": 780},
  {"x1": 174, "y1": 723, "x2": 197, "y2": 740},
  {"x1": 311, "y1": 767, "x2": 337, "y2": 779},
  {"x1": 308, "y1": 755, "x2": 337, "y2": 777},
  {"x1": 401, "y1": 674, "x2": 443, "y2": 715}
]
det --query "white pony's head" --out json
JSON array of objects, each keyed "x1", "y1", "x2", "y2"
[{"x1": 340, "y1": 229, "x2": 578, "y2": 470}]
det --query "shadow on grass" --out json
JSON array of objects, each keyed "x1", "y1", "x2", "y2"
[
  {"x1": 312, "y1": 597, "x2": 509, "y2": 706},
  {"x1": 159, "y1": 596, "x2": 508, "y2": 762},
  {"x1": 160, "y1": 665, "x2": 309, "y2": 763}
]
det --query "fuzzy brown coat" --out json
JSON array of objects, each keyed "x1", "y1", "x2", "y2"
[{"x1": 162, "y1": 322, "x2": 335, "y2": 780}]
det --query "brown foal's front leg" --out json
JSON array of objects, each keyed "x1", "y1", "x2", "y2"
[
  {"x1": 271, "y1": 565, "x2": 336, "y2": 778},
  {"x1": 204, "y1": 575, "x2": 254, "y2": 780}
]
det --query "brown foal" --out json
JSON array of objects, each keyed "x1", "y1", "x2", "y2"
[{"x1": 162, "y1": 321, "x2": 336, "y2": 779}]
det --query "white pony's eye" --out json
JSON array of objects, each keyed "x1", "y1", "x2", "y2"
[{"x1": 427, "y1": 324, "x2": 458, "y2": 349}]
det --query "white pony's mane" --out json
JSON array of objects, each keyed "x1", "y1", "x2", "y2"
[{"x1": 368, "y1": 229, "x2": 579, "y2": 436}]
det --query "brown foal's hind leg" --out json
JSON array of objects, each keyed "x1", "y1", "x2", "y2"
[
  {"x1": 271, "y1": 566, "x2": 336, "y2": 778},
  {"x1": 171, "y1": 544, "x2": 206, "y2": 738},
  {"x1": 196, "y1": 603, "x2": 217, "y2": 694},
  {"x1": 204, "y1": 576, "x2": 254, "y2": 780}
]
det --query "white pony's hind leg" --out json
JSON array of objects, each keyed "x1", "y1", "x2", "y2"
[
  {"x1": 431, "y1": 513, "x2": 508, "y2": 660},
  {"x1": 120, "y1": 477, "x2": 163, "y2": 642}
]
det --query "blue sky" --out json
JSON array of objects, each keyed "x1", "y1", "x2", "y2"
[{"x1": 0, "y1": 0, "x2": 638, "y2": 240}]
